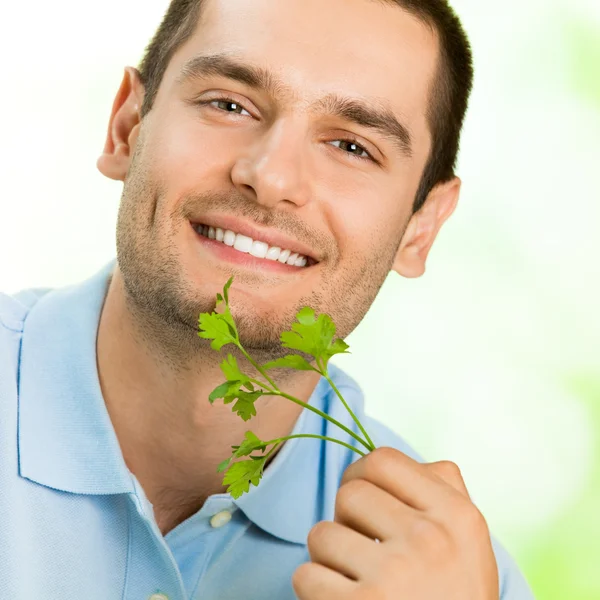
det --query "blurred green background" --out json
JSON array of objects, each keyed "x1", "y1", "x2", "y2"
[{"x1": 0, "y1": 1, "x2": 598, "y2": 597}]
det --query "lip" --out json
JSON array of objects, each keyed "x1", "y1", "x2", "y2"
[
  {"x1": 188, "y1": 215, "x2": 320, "y2": 262},
  {"x1": 190, "y1": 222, "x2": 316, "y2": 274}
]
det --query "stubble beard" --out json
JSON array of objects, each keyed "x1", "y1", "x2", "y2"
[{"x1": 114, "y1": 140, "x2": 403, "y2": 374}]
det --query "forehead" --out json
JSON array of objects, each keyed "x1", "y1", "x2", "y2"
[{"x1": 166, "y1": 0, "x2": 438, "y2": 155}]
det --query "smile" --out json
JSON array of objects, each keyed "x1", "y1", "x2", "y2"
[{"x1": 193, "y1": 223, "x2": 317, "y2": 268}]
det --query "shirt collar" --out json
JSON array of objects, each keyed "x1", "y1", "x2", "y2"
[
  {"x1": 17, "y1": 259, "x2": 364, "y2": 545},
  {"x1": 17, "y1": 258, "x2": 134, "y2": 495}
]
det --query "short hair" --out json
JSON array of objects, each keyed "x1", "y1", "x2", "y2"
[{"x1": 138, "y1": 0, "x2": 474, "y2": 214}]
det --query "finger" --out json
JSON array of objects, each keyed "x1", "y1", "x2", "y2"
[
  {"x1": 334, "y1": 478, "x2": 419, "y2": 542},
  {"x1": 341, "y1": 447, "x2": 461, "y2": 511},
  {"x1": 306, "y1": 520, "x2": 380, "y2": 581},
  {"x1": 292, "y1": 561, "x2": 357, "y2": 600},
  {"x1": 426, "y1": 461, "x2": 472, "y2": 500}
]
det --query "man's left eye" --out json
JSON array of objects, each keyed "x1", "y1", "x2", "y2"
[
  {"x1": 330, "y1": 140, "x2": 372, "y2": 160},
  {"x1": 211, "y1": 100, "x2": 251, "y2": 116}
]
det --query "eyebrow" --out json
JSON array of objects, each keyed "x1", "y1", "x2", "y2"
[
  {"x1": 177, "y1": 53, "x2": 413, "y2": 158},
  {"x1": 312, "y1": 94, "x2": 413, "y2": 158}
]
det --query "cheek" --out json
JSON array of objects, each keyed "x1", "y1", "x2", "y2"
[
  {"x1": 148, "y1": 109, "x2": 239, "y2": 197},
  {"x1": 317, "y1": 175, "x2": 406, "y2": 263}
]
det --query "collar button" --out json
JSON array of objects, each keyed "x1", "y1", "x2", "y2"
[{"x1": 210, "y1": 510, "x2": 233, "y2": 528}]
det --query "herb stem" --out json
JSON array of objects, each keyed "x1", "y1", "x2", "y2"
[
  {"x1": 238, "y1": 346, "x2": 279, "y2": 390},
  {"x1": 262, "y1": 434, "x2": 366, "y2": 458},
  {"x1": 261, "y1": 391, "x2": 372, "y2": 452},
  {"x1": 238, "y1": 344, "x2": 371, "y2": 452},
  {"x1": 248, "y1": 377, "x2": 275, "y2": 393},
  {"x1": 320, "y1": 359, "x2": 377, "y2": 451}
]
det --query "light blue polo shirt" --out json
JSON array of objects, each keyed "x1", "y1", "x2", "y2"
[{"x1": 0, "y1": 259, "x2": 535, "y2": 599}]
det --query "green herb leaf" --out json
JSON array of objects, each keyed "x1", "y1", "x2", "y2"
[
  {"x1": 220, "y1": 354, "x2": 251, "y2": 385},
  {"x1": 208, "y1": 381, "x2": 240, "y2": 404},
  {"x1": 296, "y1": 306, "x2": 317, "y2": 325},
  {"x1": 198, "y1": 312, "x2": 238, "y2": 351},
  {"x1": 233, "y1": 431, "x2": 269, "y2": 458},
  {"x1": 208, "y1": 379, "x2": 262, "y2": 421},
  {"x1": 222, "y1": 456, "x2": 268, "y2": 499},
  {"x1": 217, "y1": 457, "x2": 232, "y2": 473},
  {"x1": 262, "y1": 354, "x2": 317, "y2": 372},
  {"x1": 223, "y1": 276, "x2": 234, "y2": 306},
  {"x1": 280, "y1": 308, "x2": 351, "y2": 368},
  {"x1": 229, "y1": 390, "x2": 263, "y2": 421},
  {"x1": 322, "y1": 338, "x2": 351, "y2": 364},
  {"x1": 198, "y1": 277, "x2": 239, "y2": 350}
]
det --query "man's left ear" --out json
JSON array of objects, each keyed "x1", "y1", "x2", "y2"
[{"x1": 392, "y1": 176, "x2": 462, "y2": 278}]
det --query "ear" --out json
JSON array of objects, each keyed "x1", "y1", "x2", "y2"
[
  {"x1": 392, "y1": 176, "x2": 461, "y2": 278},
  {"x1": 96, "y1": 67, "x2": 145, "y2": 181}
]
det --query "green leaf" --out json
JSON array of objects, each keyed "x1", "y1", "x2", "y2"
[
  {"x1": 220, "y1": 354, "x2": 251, "y2": 385},
  {"x1": 296, "y1": 307, "x2": 316, "y2": 325},
  {"x1": 208, "y1": 381, "x2": 239, "y2": 403},
  {"x1": 222, "y1": 457, "x2": 267, "y2": 499},
  {"x1": 217, "y1": 457, "x2": 232, "y2": 473},
  {"x1": 233, "y1": 431, "x2": 269, "y2": 458},
  {"x1": 198, "y1": 277, "x2": 239, "y2": 350},
  {"x1": 231, "y1": 390, "x2": 263, "y2": 421},
  {"x1": 322, "y1": 338, "x2": 351, "y2": 364},
  {"x1": 279, "y1": 309, "x2": 350, "y2": 368},
  {"x1": 262, "y1": 354, "x2": 317, "y2": 372},
  {"x1": 209, "y1": 382, "x2": 261, "y2": 420},
  {"x1": 198, "y1": 312, "x2": 238, "y2": 351},
  {"x1": 223, "y1": 276, "x2": 234, "y2": 306}
]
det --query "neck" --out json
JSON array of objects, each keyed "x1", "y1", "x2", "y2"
[{"x1": 96, "y1": 267, "x2": 322, "y2": 535}]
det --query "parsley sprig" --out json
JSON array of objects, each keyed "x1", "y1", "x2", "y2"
[{"x1": 198, "y1": 276, "x2": 377, "y2": 499}]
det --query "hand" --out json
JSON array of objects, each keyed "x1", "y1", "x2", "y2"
[{"x1": 292, "y1": 447, "x2": 499, "y2": 600}]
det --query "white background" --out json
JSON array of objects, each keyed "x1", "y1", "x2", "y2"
[{"x1": 1, "y1": 0, "x2": 598, "y2": 560}]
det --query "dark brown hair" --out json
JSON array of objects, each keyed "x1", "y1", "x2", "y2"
[{"x1": 138, "y1": 0, "x2": 474, "y2": 214}]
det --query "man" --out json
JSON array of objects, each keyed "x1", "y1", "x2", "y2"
[{"x1": 0, "y1": 0, "x2": 536, "y2": 598}]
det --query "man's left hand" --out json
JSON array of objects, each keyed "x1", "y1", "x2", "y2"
[{"x1": 292, "y1": 446, "x2": 499, "y2": 600}]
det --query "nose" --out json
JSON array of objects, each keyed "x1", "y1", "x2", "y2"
[{"x1": 230, "y1": 118, "x2": 313, "y2": 210}]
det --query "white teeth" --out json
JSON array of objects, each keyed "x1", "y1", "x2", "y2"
[
  {"x1": 265, "y1": 246, "x2": 281, "y2": 261},
  {"x1": 278, "y1": 249, "x2": 291, "y2": 264},
  {"x1": 196, "y1": 224, "x2": 313, "y2": 268},
  {"x1": 233, "y1": 234, "x2": 253, "y2": 253},
  {"x1": 223, "y1": 230, "x2": 236, "y2": 246},
  {"x1": 249, "y1": 240, "x2": 269, "y2": 259}
]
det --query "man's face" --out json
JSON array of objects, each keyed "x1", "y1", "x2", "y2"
[{"x1": 114, "y1": 0, "x2": 438, "y2": 356}]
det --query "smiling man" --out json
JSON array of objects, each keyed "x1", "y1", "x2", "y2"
[{"x1": 0, "y1": 0, "x2": 536, "y2": 599}]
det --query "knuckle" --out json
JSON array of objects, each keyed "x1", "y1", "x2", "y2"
[
  {"x1": 462, "y1": 503, "x2": 489, "y2": 534},
  {"x1": 440, "y1": 460, "x2": 462, "y2": 474},
  {"x1": 335, "y1": 478, "x2": 369, "y2": 515},
  {"x1": 291, "y1": 562, "x2": 315, "y2": 591},
  {"x1": 306, "y1": 520, "x2": 331, "y2": 549},
  {"x1": 363, "y1": 447, "x2": 396, "y2": 479}
]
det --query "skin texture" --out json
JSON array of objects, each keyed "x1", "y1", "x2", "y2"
[{"x1": 95, "y1": 0, "x2": 498, "y2": 596}]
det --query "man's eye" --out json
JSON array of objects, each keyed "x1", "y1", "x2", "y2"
[
  {"x1": 330, "y1": 140, "x2": 372, "y2": 161},
  {"x1": 210, "y1": 99, "x2": 251, "y2": 116}
]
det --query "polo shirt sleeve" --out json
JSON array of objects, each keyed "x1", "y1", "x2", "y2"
[{"x1": 361, "y1": 414, "x2": 536, "y2": 600}]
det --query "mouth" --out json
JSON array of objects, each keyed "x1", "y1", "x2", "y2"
[{"x1": 190, "y1": 221, "x2": 319, "y2": 273}]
